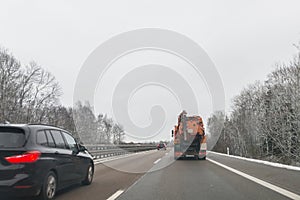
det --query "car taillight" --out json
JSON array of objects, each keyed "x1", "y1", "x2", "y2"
[{"x1": 5, "y1": 151, "x2": 41, "y2": 164}]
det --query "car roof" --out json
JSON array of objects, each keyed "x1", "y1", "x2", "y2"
[
  {"x1": 0, "y1": 124, "x2": 65, "y2": 131},
  {"x1": 0, "y1": 124, "x2": 28, "y2": 127}
]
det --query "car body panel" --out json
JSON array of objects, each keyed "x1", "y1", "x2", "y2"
[{"x1": 0, "y1": 124, "x2": 94, "y2": 198}]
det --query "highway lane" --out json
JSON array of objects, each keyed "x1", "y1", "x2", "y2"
[
  {"x1": 208, "y1": 152, "x2": 300, "y2": 196},
  {"x1": 118, "y1": 150, "x2": 299, "y2": 200},
  {"x1": 55, "y1": 149, "x2": 169, "y2": 200},
  {"x1": 2, "y1": 149, "x2": 300, "y2": 200},
  {"x1": 0, "y1": 149, "x2": 168, "y2": 200}
]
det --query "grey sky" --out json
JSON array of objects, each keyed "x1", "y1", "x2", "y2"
[{"x1": 1, "y1": 0, "x2": 300, "y2": 141}]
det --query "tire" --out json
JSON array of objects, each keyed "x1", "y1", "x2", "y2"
[
  {"x1": 39, "y1": 171, "x2": 57, "y2": 200},
  {"x1": 174, "y1": 155, "x2": 181, "y2": 160},
  {"x1": 202, "y1": 156, "x2": 206, "y2": 160},
  {"x1": 82, "y1": 164, "x2": 94, "y2": 185}
]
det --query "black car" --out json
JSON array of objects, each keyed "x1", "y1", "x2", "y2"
[{"x1": 0, "y1": 124, "x2": 94, "y2": 200}]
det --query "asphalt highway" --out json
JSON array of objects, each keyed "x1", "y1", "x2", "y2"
[
  {"x1": 2, "y1": 149, "x2": 300, "y2": 200},
  {"x1": 118, "y1": 150, "x2": 298, "y2": 200}
]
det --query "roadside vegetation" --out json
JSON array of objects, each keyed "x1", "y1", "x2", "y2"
[
  {"x1": 208, "y1": 44, "x2": 300, "y2": 166},
  {"x1": 0, "y1": 47, "x2": 124, "y2": 144}
]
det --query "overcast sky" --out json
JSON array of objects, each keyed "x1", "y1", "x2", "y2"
[{"x1": 1, "y1": 0, "x2": 300, "y2": 141}]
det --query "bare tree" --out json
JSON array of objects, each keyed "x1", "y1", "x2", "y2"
[
  {"x1": 0, "y1": 47, "x2": 125, "y2": 145},
  {"x1": 0, "y1": 49, "x2": 61, "y2": 123}
]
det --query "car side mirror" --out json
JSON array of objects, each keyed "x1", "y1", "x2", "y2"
[
  {"x1": 78, "y1": 144, "x2": 87, "y2": 152},
  {"x1": 72, "y1": 148, "x2": 79, "y2": 155}
]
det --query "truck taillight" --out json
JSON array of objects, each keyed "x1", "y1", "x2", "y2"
[
  {"x1": 5, "y1": 151, "x2": 41, "y2": 164},
  {"x1": 174, "y1": 139, "x2": 180, "y2": 144}
]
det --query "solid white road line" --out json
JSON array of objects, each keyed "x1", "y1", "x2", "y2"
[
  {"x1": 207, "y1": 158, "x2": 300, "y2": 200},
  {"x1": 208, "y1": 151, "x2": 300, "y2": 171},
  {"x1": 107, "y1": 190, "x2": 124, "y2": 200},
  {"x1": 154, "y1": 158, "x2": 161, "y2": 164}
]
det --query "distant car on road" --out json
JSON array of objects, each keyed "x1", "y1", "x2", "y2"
[
  {"x1": 157, "y1": 143, "x2": 167, "y2": 150},
  {"x1": 0, "y1": 124, "x2": 94, "y2": 200}
]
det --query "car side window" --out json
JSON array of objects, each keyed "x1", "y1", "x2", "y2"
[
  {"x1": 50, "y1": 130, "x2": 66, "y2": 149},
  {"x1": 45, "y1": 130, "x2": 56, "y2": 147},
  {"x1": 62, "y1": 132, "x2": 78, "y2": 152},
  {"x1": 37, "y1": 130, "x2": 48, "y2": 146}
]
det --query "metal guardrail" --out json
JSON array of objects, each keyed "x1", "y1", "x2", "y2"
[{"x1": 85, "y1": 144, "x2": 157, "y2": 159}]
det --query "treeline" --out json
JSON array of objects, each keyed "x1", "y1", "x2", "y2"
[
  {"x1": 208, "y1": 48, "x2": 300, "y2": 166},
  {"x1": 0, "y1": 48, "x2": 124, "y2": 144},
  {"x1": 73, "y1": 101, "x2": 125, "y2": 144}
]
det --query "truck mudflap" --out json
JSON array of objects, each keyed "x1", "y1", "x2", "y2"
[
  {"x1": 198, "y1": 150, "x2": 206, "y2": 158},
  {"x1": 174, "y1": 151, "x2": 183, "y2": 160},
  {"x1": 198, "y1": 142, "x2": 207, "y2": 159}
]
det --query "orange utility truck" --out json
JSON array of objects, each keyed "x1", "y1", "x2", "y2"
[{"x1": 172, "y1": 111, "x2": 207, "y2": 160}]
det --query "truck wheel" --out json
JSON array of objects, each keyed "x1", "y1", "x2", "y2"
[{"x1": 174, "y1": 156, "x2": 181, "y2": 160}]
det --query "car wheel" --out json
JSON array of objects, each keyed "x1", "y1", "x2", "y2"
[
  {"x1": 39, "y1": 171, "x2": 57, "y2": 200},
  {"x1": 82, "y1": 164, "x2": 94, "y2": 185}
]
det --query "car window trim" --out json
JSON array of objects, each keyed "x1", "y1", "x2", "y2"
[
  {"x1": 36, "y1": 130, "x2": 49, "y2": 147},
  {"x1": 45, "y1": 129, "x2": 57, "y2": 148},
  {"x1": 49, "y1": 129, "x2": 67, "y2": 149},
  {"x1": 61, "y1": 131, "x2": 78, "y2": 151},
  {"x1": 61, "y1": 131, "x2": 70, "y2": 150}
]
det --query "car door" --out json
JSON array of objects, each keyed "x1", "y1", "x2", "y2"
[
  {"x1": 61, "y1": 131, "x2": 84, "y2": 180},
  {"x1": 48, "y1": 130, "x2": 77, "y2": 185}
]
